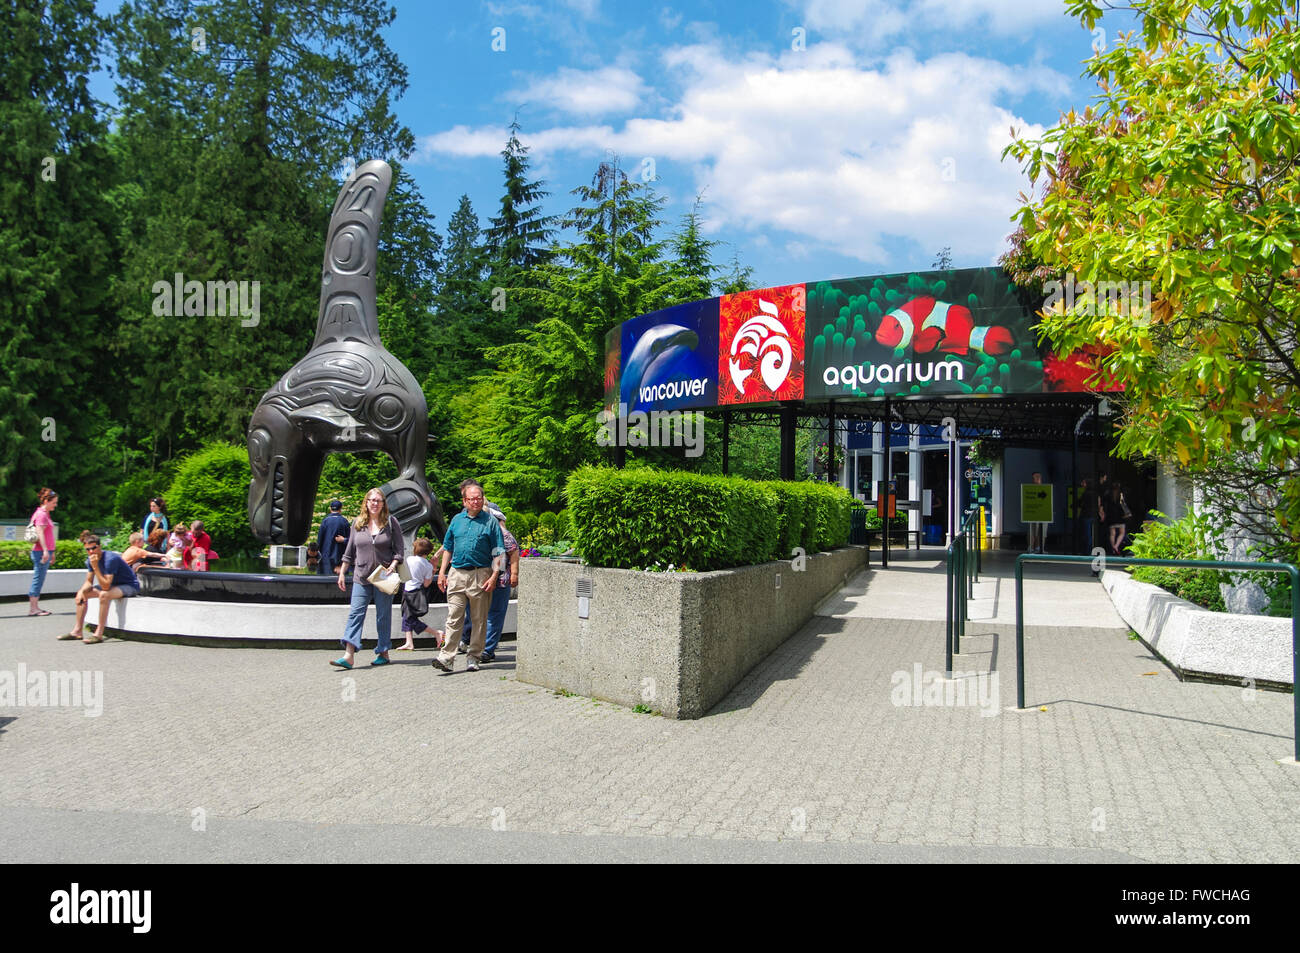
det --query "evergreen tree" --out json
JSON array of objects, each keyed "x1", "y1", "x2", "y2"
[
  {"x1": 453, "y1": 160, "x2": 686, "y2": 509},
  {"x1": 377, "y1": 161, "x2": 443, "y2": 385},
  {"x1": 0, "y1": 0, "x2": 118, "y2": 526},
  {"x1": 427, "y1": 194, "x2": 489, "y2": 383},
  {"x1": 424, "y1": 194, "x2": 490, "y2": 508},
  {"x1": 481, "y1": 119, "x2": 554, "y2": 353},
  {"x1": 483, "y1": 118, "x2": 553, "y2": 274},
  {"x1": 668, "y1": 198, "x2": 719, "y2": 302},
  {"x1": 107, "y1": 0, "x2": 415, "y2": 464}
]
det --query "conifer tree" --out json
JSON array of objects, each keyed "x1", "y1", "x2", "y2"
[
  {"x1": 0, "y1": 0, "x2": 118, "y2": 525},
  {"x1": 481, "y1": 119, "x2": 554, "y2": 352},
  {"x1": 453, "y1": 160, "x2": 685, "y2": 509},
  {"x1": 108, "y1": 0, "x2": 416, "y2": 462}
]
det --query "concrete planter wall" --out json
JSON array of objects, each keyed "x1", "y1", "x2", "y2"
[
  {"x1": 1, "y1": 568, "x2": 87, "y2": 598},
  {"x1": 1101, "y1": 570, "x2": 1293, "y2": 687},
  {"x1": 516, "y1": 547, "x2": 869, "y2": 719}
]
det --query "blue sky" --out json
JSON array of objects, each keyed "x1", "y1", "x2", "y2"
[{"x1": 95, "y1": 0, "x2": 1141, "y2": 288}]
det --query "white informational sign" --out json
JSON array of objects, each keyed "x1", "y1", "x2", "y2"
[{"x1": 1, "y1": 520, "x2": 59, "y2": 542}]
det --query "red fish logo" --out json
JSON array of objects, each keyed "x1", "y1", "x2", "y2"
[
  {"x1": 718, "y1": 284, "x2": 805, "y2": 404},
  {"x1": 876, "y1": 296, "x2": 1013, "y2": 357},
  {"x1": 729, "y1": 300, "x2": 792, "y2": 394}
]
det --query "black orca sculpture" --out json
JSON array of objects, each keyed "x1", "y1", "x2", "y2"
[{"x1": 247, "y1": 159, "x2": 446, "y2": 544}]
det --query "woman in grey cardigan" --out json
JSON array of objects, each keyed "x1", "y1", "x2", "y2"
[{"x1": 331, "y1": 488, "x2": 405, "y2": 669}]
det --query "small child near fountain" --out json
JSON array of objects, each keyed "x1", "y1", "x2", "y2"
[
  {"x1": 165, "y1": 525, "x2": 188, "y2": 569},
  {"x1": 396, "y1": 537, "x2": 438, "y2": 651}
]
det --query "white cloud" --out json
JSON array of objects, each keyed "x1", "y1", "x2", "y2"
[
  {"x1": 792, "y1": 0, "x2": 1068, "y2": 39},
  {"x1": 417, "y1": 42, "x2": 1064, "y2": 267},
  {"x1": 511, "y1": 66, "x2": 647, "y2": 116}
]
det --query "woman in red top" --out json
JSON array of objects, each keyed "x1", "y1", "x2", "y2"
[{"x1": 28, "y1": 488, "x2": 58, "y2": 616}]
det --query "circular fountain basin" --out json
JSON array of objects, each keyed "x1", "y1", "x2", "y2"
[
  {"x1": 103, "y1": 569, "x2": 507, "y2": 649},
  {"x1": 136, "y1": 568, "x2": 445, "y2": 604}
]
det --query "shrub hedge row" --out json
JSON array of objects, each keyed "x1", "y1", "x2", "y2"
[
  {"x1": 565, "y1": 466, "x2": 854, "y2": 571},
  {"x1": 0, "y1": 539, "x2": 87, "y2": 571}
]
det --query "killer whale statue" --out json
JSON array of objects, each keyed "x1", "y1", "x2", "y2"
[{"x1": 247, "y1": 159, "x2": 446, "y2": 544}]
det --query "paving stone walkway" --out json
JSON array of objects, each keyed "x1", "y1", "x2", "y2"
[{"x1": 1, "y1": 554, "x2": 1296, "y2": 862}]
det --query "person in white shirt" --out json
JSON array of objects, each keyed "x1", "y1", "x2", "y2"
[{"x1": 396, "y1": 536, "x2": 437, "y2": 651}]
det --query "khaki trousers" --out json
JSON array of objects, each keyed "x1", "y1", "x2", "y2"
[{"x1": 438, "y1": 566, "x2": 493, "y2": 664}]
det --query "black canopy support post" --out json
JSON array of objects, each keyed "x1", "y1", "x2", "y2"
[
  {"x1": 948, "y1": 405, "x2": 959, "y2": 546},
  {"x1": 1071, "y1": 411, "x2": 1079, "y2": 554},
  {"x1": 722, "y1": 409, "x2": 731, "y2": 476},
  {"x1": 779, "y1": 405, "x2": 796, "y2": 480},
  {"x1": 1092, "y1": 395, "x2": 1102, "y2": 496},
  {"x1": 614, "y1": 407, "x2": 626, "y2": 469},
  {"x1": 882, "y1": 396, "x2": 891, "y2": 569},
  {"x1": 827, "y1": 400, "x2": 837, "y2": 486}
]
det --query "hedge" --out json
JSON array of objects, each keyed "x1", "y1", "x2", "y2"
[
  {"x1": 0, "y1": 539, "x2": 87, "y2": 571},
  {"x1": 566, "y1": 467, "x2": 853, "y2": 570},
  {"x1": 164, "y1": 442, "x2": 260, "y2": 557}
]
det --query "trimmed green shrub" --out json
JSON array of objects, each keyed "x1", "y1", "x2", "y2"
[
  {"x1": 0, "y1": 539, "x2": 86, "y2": 571},
  {"x1": 1128, "y1": 510, "x2": 1227, "y2": 612},
  {"x1": 775, "y1": 482, "x2": 853, "y2": 553},
  {"x1": 506, "y1": 510, "x2": 539, "y2": 543},
  {"x1": 760, "y1": 482, "x2": 808, "y2": 560},
  {"x1": 165, "y1": 442, "x2": 259, "y2": 557},
  {"x1": 861, "y1": 508, "x2": 908, "y2": 530},
  {"x1": 567, "y1": 466, "x2": 845, "y2": 571}
]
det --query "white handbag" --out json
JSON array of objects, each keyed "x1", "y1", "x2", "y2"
[{"x1": 366, "y1": 563, "x2": 407, "y2": 595}]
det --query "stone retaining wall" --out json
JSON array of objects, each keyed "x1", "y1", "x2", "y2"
[
  {"x1": 516, "y1": 547, "x2": 869, "y2": 718},
  {"x1": 1101, "y1": 570, "x2": 1293, "y2": 687}
]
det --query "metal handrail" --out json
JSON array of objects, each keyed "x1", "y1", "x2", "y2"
[
  {"x1": 944, "y1": 506, "x2": 983, "y2": 674},
  {"x1": 1014, "y1": 554, "x2": 1300, "y2": 762}
]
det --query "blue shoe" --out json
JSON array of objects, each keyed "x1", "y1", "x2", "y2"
[
  {"x1": 330, "y1": 657, "x2": 353, "y2": 670},
  {"x1": 371, "y1": 655, "x2": 390, "y2": 667}
]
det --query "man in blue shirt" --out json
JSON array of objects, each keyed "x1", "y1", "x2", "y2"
[
  {"x1": 62, "y1": 534, "x2": 140, "y2": 644},
  {"x1": 431, "y1": 480, "x2": 505, "y2": 674},
  {"x1": 316, "y1": 499, "x2": 351, "y2": 575},
  {"x1": 461, "y1": 499, "x2": 520, "y2": 664}
]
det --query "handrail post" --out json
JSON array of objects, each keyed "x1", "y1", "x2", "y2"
[
  {"x1": 1015, "y1": 555, "x2": 1025, "y2": 709},
  {"x1": 1291, "y1": 565, "x2": 1299, "y2": 762},
  {"x1": 945, "y1": 545, "x2": 954, "y2": 676},
  {"x1": 967, "y1": 514, "x2": 975, "y2": 600},
  {"x1": 1013, "y1": 554, "x2": 1296, "y2": 759},
  {"x1": 954, "y1": 541, "x2": 962, "y2": 656}
]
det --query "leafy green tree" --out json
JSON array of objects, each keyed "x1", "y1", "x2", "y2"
[
  {"x1": 0, "y1": 0, "x2": 118, "y2": 528},
  {"x1": 1005, "y1": 0, "x2": 1300, "y2": 564},
  {"x1": 165, "y1": 441, "x2": 259, "y2": 556}
]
